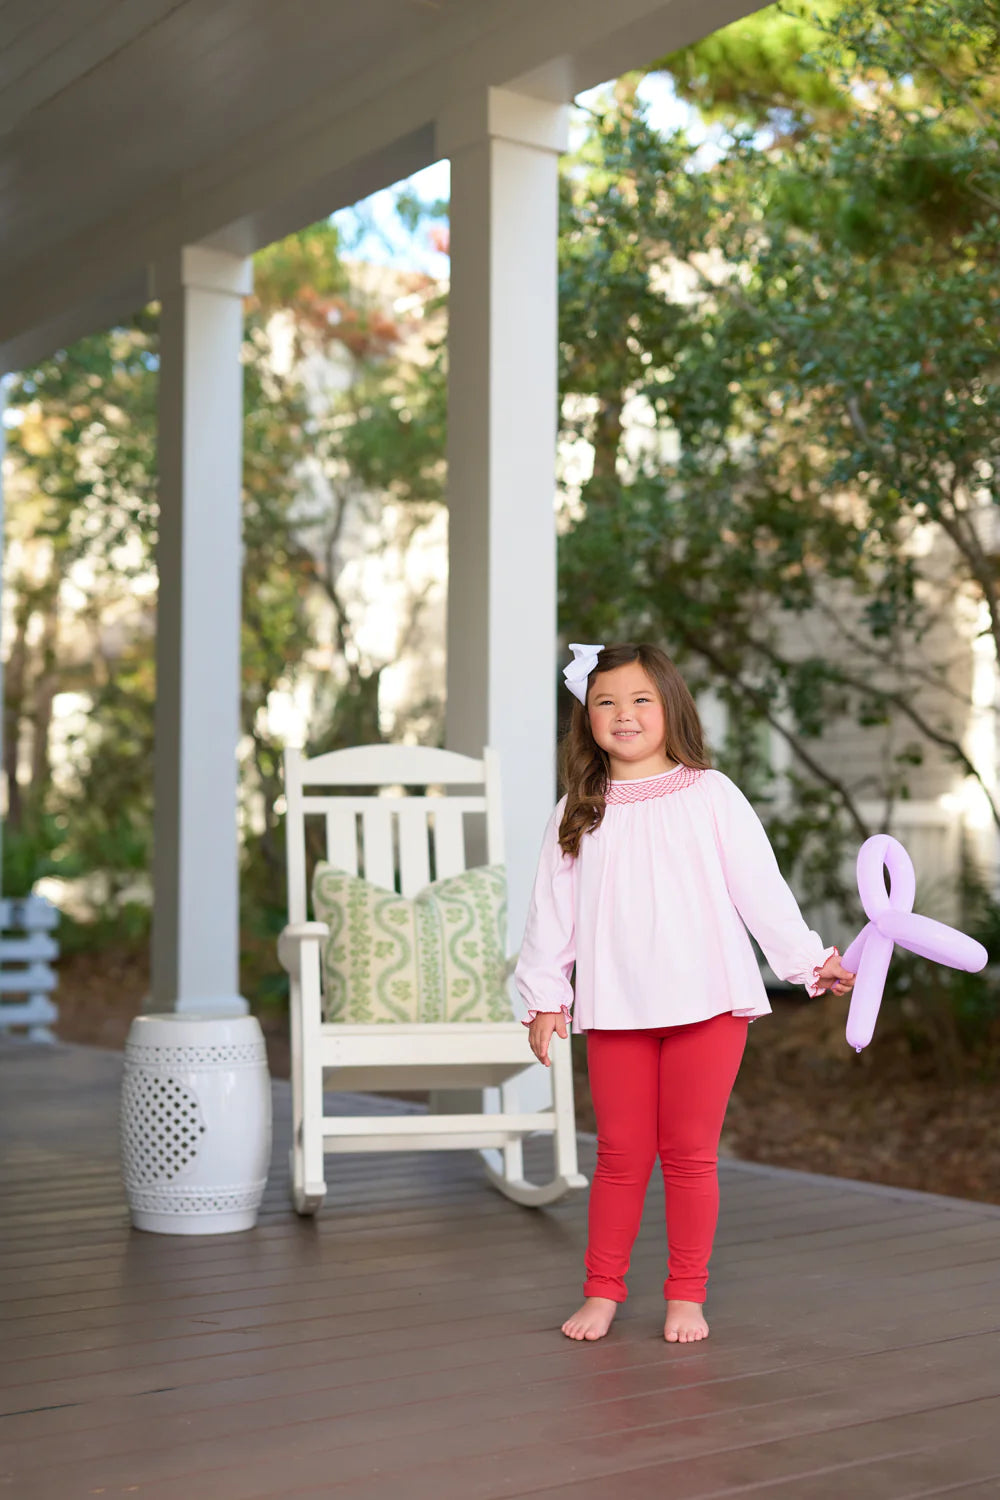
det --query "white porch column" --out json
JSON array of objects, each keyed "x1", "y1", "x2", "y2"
[
  {"x1": 151, "y1": 246, "x2": 252, "y2": 1015},
  {"x1": 440, "y1": 89, "x2": 569, "y2": 946}
]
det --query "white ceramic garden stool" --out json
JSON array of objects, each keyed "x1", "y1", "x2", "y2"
[{"x1": 120, "y1": 1013, "x2": 272, "y2": 1234}]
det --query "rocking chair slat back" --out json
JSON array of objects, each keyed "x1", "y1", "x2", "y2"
[
  {"x1": 284, "y1": 745, "x2": 499, "y2": 922},
  {"x1": 325, "y1": 808, "x2": 358, "y2": 875},
  {"x1": 360, "y1": 805, "x2": 395, "y2": 891},
  {"x1": 431, "y1": 804, "x2": 467, "y2": 882},
  {"x1": 397, "y1": 804, "x2": 432, "y2": 896}
]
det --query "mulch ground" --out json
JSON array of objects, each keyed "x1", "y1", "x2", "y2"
[
  {"x1": 721, "y1": 999, "x2": 1000, "y2": 1205},
  {"x1": 47, "y1": 944, "x2": 1000, "y2": 1207}
]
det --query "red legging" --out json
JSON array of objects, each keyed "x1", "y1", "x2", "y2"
[{"x1": 584, "y1": 1013, "x2": 749, "y2": 1305}]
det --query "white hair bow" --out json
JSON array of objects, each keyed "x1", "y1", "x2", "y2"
[{"x1": 563, "y1": 642, "x2": 605, "y2": 705}]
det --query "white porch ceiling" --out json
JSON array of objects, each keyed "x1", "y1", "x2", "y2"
[{"x1": 0, "y1": 0, "x2": 760, "y2": 371}]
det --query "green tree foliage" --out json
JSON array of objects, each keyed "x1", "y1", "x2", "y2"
[
  {"x1": 559, "y1": 0, "x2": 1000, "y2": 914},
  {"x1": 5, "y1": 1, "x2": 997, "y2": 1050},
  {"x1": 239, "y1": 229, "x2": 447, "y2": 985},
  {"x1": 660, "y1": 1, "x2": 849, "y2": 127},
  {"x1": 4, "y1": 316, "x2": 159, "y2": 898},
  {"x1": 3, "y1": 220, "x2": 445, "y2": 969}
]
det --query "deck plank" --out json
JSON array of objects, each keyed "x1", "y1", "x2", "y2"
[{"x1": 2, "y1": 1040, "x2": 1000, "y2": 1500}]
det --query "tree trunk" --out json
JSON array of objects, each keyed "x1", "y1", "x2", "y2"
[
  {"x1": 4, "y1": 599, "x2": 32, "y2": 834},
  {"x1": 29, "y1": 595, "x2": 59, "y2": 807}
]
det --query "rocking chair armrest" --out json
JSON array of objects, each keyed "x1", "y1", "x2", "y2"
[
  {"x1": 281, "y1": 922, "x2": 329, "y2": 940},
  {"x1": 278, "y1": 921, "x2": 329, "y2": 976}
]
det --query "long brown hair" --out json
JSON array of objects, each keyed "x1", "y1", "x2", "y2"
[{"x1": 558, "y1": 643, "x2": 710, "y2": 857}]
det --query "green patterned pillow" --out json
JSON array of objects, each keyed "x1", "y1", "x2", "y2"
[{"x1": 311, "y1": 862, "x2": 513, "y2": 1023}]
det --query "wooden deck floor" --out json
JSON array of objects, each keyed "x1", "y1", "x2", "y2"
[{"x1": 2, "y1": 1041, "x2": 1000, "y2": 1500}]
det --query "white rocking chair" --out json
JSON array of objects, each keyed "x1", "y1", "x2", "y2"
[{"x1": 277, "y1": 743, "x2": 587, "y2": 1215}]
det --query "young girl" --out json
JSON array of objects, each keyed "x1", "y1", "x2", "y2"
[{"x1": 516, "y1": 642, "x2": 855, "y2": 1346}]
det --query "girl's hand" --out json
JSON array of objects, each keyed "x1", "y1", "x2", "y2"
[
  {"x1": 528, "y1": 1010, "x2": 569, "y2": 1066},
  {"x1": 814, "y1": 953, "x2": 856, "y2": 996}
]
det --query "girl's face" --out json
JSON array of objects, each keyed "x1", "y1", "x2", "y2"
[{"x1": 587, "y1": 663, "x2": 673, "y2": 779}]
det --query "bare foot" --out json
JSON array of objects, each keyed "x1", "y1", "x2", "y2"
[
  {"x1": 664, "y1": 1300, "x2": 709, "y2": 1344},
  {"x1": 561, "y1": 1297, "x2": 618, "y2": 1341}
]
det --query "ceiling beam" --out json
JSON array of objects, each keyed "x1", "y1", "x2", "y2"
[{"x1": 0, "y1": 0, "x2": 760, "y2": 370}]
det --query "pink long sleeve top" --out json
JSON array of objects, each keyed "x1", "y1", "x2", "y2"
[{"x1": 515, "y1": 765, "x2": 836, "y2": 1030}]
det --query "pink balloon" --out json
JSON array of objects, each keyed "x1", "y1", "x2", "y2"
[
  {"x1": 841, "y1": 922, "x2": 872, "y2": 975},
  {"x1": 843, "y1": 836, "x2": 988, "y2": 1053},
  {"x1": 845, "y1": 928, "x2": 893, "y2": 1052},
  {"x1": 856, "y1": 833, "x2": 914, "y2": 915},
  {"x1": 878, "y1": 910, "x2": 987, "y2": 970}
]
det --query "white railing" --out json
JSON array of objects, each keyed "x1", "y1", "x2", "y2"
[{"x1": 0, "y1": 895, "x2": 59, "y2": 1041}]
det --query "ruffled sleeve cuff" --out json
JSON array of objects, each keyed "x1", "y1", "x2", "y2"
[
  {"x1": 803, "y1": 945, "x2": 840, "y2": 999},
  {"x1": 521, "y1": 1003, "x2": 574, "y2": 1029}
]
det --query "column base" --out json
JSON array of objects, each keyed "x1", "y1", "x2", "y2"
[{"x1": 171, "y1": 994, "x2": 250, "y2": 1017}]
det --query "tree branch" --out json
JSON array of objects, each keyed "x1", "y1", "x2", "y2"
[
  {"x1": 809, "y1": 593, "x2": 974, "y2": 709},
  {"x1": 744, "y1": 626, "x2": 1000, "y2": 834},
  {"x1": 882, "y1": 12, "x2": 994, "y2": 132},
  {"x1": 672, "y1": 623, "x2": 872, "y2": 839},
  {"x1": 934, "y1": 503, "x2": 1000, "y2": 667}
]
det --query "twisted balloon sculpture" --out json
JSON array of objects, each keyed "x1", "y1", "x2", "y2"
[{"x1": 843, "y1": 835, "x2": 988, "y2": 1052}]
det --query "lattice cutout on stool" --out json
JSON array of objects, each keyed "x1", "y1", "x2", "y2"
[{"x1": 120, "y1": 1073, "x2": 207, "y2": 1185}]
